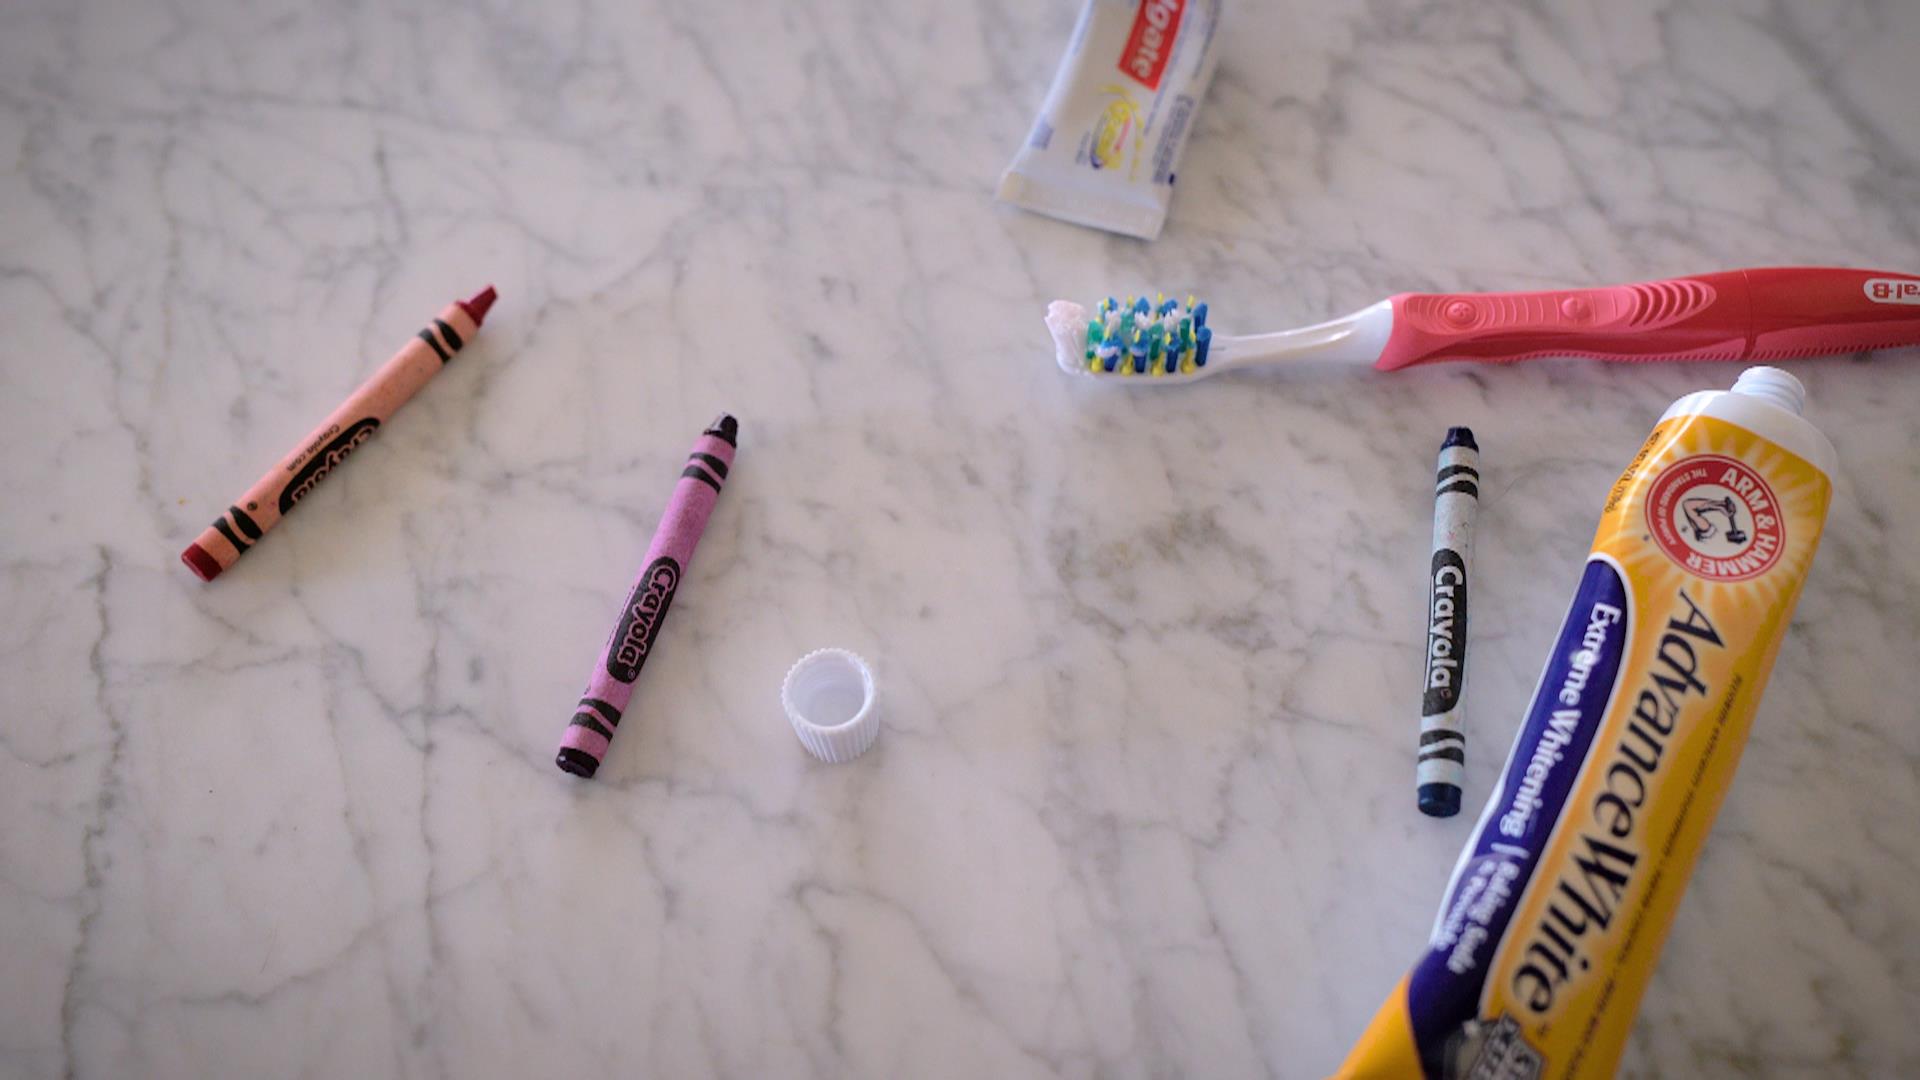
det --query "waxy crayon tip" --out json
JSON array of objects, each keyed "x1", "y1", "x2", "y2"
[
  {"x1": 706, "y1": 413, "x2": 739, "y2": 446},
  {"x1": 555, "y1": 748, "x2": 600, "y2": 779},
  {"x1": 459, "y1": 285, "x2": 498, "y2": 326},
  {"x1": 1417, "y1": 783, "x2": 1462, "y2": 818},
  {"x1": 181, "y1": 543, "x2": 222, "y2": 582},
  {"x1": 1442, "y1": 426, "x2": 1477, "y2": 451}
]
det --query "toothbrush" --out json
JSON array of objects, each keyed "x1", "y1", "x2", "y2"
[{"x1": 1045, "y1": 267, "x2": 1920, "y2": 383}]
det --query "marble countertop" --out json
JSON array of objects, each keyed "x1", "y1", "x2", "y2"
[{"x1": 4, "y1": 1, "x2": 1919, "y2": 1076}]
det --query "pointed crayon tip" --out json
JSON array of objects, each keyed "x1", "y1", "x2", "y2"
[
  {"x1": 181, "y1": 542, "x2": 222, "y2": 582},
  {"x1": 706, "y1": 413, "x2": 739, "y2": 446},
  {"x1": 459, "y1": 285, "x2": 498, "y2": 326}
]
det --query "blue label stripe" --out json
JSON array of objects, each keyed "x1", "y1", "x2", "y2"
[{"x1": 1405, "y1": 558, "x2": 1632, "y2": 1073}]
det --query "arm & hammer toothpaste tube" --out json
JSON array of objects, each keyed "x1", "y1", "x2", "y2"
[
  {"x1": 998, "y1": 0, "x2": 1223, "y2": 240},
  {"x1": 1338, "y1": 367, "x2": 1836, "y2": 1079}
]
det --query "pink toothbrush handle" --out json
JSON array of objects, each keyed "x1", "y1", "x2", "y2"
[{"x1": 1373, "y1": 267, "x2": 1920, "y2": 371}]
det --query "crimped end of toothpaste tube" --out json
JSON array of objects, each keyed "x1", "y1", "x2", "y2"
[
  {"x1": 1045, "y1": 300, "x2": 1093, "y2": 375},
  {"x1": 998, "y1": 172, "x2": 1169, "y2": 241}
]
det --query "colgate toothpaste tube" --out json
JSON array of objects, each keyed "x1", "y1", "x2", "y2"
[{"x1": 999, "y1": 0, "x2": 1223, "y2": 240}]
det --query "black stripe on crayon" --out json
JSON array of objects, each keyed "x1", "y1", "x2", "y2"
[
  {"x1": 434, "y1": 319, "x2": 463, "y2": 351},
  {"x1": 578, "y1": 697, "x2": 623, "y2": 727},
  {"x1": 418, "y1": 329, "x2": 451, "y2": 363},
  {"x1": 688, "y1": 452, "x2": 729, "y2": 480},
  {"x1": 1419, "y1": 746, "x2": 1466, "y2": 764},
  {"x1": 1419, "y1": 730, "x2": 1463, "y2": 746},
  {"x1": 230, "y1": 505, "x2": 263, "y2": 540},
  {"x1": 212, "y1": 517, "x2": 250, "y2": 553},
  {"x1": 1436, "y1": 464, "x2": 1480, "y2": 482},
  {"x1": 568, "y1": 712, "x2": 614, "y2": 741},
  {"x1": 1435, "y1": 479, "x2": 1481, "y2": 499},
  {"x1": 681, "y1": 465, "x2": 722, "y2": 493}
]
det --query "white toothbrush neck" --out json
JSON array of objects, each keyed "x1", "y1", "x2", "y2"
[{"x1": 1216, "y1": 300, "x2": 1396, "y2": 369}]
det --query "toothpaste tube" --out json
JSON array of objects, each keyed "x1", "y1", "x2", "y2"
[
  {"x1": 1338, "y1": 367, "x2": 1836, "y2": 1079},
  {"x1": 998, "y1": 0, "x2": 1223, "y2": 240}
]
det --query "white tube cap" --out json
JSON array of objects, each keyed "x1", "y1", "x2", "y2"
[{"x1": 782, "y1": 648, "x2": 879, "y2": 763}]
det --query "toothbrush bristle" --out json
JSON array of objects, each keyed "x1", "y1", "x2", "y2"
[{"x1": 1082, "y1": 293, "x2": 1210, "y2": 378}]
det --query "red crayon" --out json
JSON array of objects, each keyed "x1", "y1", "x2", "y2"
[{"x1": 180, "y1": 287, "x2": 498, "y2": 581}]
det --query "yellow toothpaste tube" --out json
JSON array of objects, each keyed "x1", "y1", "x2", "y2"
[{"x1": 1339, "y1": 367, "x2": 1836, "y2": 1079}]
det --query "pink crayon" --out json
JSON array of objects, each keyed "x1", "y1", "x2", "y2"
[
  {"x1": 556, "y1": 414, "x2": 738, "y2": 779},
  {"x1": 180, "y1": 287, "x2": 499, "y2": 581}
]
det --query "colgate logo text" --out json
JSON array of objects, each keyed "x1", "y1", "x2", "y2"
[{"x1": 1119, "y1": 0, "x2": 1183, "y2": 90}]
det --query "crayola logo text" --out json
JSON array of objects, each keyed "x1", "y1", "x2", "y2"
[
  {"x1": 605, "y1": 557, "x2": 681, "y2": 682},
  {"x1": 278, "y1": 418, "x2": 379, "y2": 513},
  {"x1": 1423, "y1": 552, "x2": 1467, "y2": 713}
]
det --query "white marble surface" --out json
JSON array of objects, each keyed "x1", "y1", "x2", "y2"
[{"x1": 3, "y1": 0, "x2": 1919, "y2": 1076}]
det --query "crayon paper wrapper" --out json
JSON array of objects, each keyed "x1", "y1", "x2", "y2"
[{"x1": 1339, "y1": 412, "x2": 1831, "y2": 1080}]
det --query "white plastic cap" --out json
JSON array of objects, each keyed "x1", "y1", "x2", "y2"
[
  {"x1": 782, "y1": 649, "x2": 879, "y2": 763},
  {"x1": 1730, "y1": 366, "x2": 1808, "y2": 416}
]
